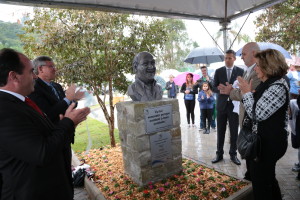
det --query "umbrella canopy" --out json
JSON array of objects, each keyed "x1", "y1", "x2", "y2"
[
  {"x1": 184, "y1": 47, "x2": 224, "y2": 64},
  {"x1": 173, "y1": 72, "x2": 200, "y2": 86},
  {"x1": 236, "y1": 42, "x2": 292, "y2": 59},
  {"x1": 286, "y1": 55, "x2": 300, "y2": 66},
  {"x1": 154, "y1": 75, "x2": 166, "y2": 89},
  {"x1": 159, "y1": 69, "x2": 181, "y2": 80}
]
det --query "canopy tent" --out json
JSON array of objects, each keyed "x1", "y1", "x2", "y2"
[{"x1": 0, "y1": 0, "x2": 287, "y2": 50}]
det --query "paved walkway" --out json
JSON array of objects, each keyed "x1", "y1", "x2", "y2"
[{"x1": 75, "y1": 94, "x2": 300, "y2": 200}]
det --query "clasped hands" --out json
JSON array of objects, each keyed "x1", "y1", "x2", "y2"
[{"x1": 218, "y1": 76, "x2": 252, "y2": 95}]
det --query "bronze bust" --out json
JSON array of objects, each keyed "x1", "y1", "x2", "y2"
[{"x1": 127, "y1": 52, "x2": 163, "y2": 101}]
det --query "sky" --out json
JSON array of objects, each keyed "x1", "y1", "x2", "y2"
[{"x1": 0, "y1": 3, "x2": 263, "y2": 67}]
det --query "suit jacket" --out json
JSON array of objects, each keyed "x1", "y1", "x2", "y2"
[
  {"x1": 0, "y1": 91, "x2": 75, "y2": 200},
  {"x1": 230, "y1": 65, "x2": 261, "y2": 125},
  {"x1": 29, "y1": 78, "x2": 69, "y2": 124},
  {"x1": 213, "y1": 66, "x2": 244, "y2": 113}
]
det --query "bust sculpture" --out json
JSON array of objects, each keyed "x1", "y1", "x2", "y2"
[{"x1": 127, "y1": 51, "x2": 163, "y2": 101}]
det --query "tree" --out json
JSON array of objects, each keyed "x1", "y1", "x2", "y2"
[
  {"x1": 155, "y1": 19, "x2": 194, "y2": 71},
  {"x1": 0, "y1": 20, "x2": 24, "y2": 52},
  {"x1": 213, "y1": 22, "x2": 252, "y2": 50},
  {"x1": 20, "y1": 8, "x2": 168, "y2": 147},
  {"x1": 255, "y1": 0, "x2": 300, "y2": 54}
]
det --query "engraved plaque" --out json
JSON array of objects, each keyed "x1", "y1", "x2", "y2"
[
  {"x1": 150, "y1": 132, "x2": 172, "y2": 167},
  {"x1": 144, "y1": 104, "x2": 173, "y2": 134}
]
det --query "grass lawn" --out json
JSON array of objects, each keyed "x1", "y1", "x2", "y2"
[{"x1": 72, "y1": 117, "x2": 120, "y2": 153}]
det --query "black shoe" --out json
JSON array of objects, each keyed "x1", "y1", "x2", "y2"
[
  {"x1": 230, "y1": 156, "x2": 241, "y2": 165},
  {"x1": 203, "y1": 129, "x2": 207, "y2": 134},
  {"x1": 206, "y1": 129, "x2": 210, "y2": 134},
  {"x1": 211, "y1": 155, "x2": 223, "y2": 163}
]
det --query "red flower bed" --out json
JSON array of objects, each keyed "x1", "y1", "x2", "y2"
[{"x1": 78, "y1": 145, "x2": 248, "y2": 200}]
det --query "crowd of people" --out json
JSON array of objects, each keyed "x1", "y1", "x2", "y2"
[
  {"x1": 165, "y1": 42, "x2": 300, "y2": 199},
  {"x1": 1, "y1": 42, "x2": 299, "y2": 199}
]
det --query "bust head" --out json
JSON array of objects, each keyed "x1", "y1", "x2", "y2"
[
  {"x1": 127, "y1": 51, "x2": 163, "y2": 101},
  {"x1": 132, "y1": 52, "x2": 156, "y2": 84}
]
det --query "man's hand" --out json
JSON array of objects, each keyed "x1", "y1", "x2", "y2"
[
  {"x1": 65, "y1": 84, "x2": 76, "y2": 101},
  {"x1": 65, "y1": 84, "x2": 85, "y2": 101},
  {"x1": 218, "y1": 82, "x2": 233, "y2": 95},
  {"x1": 74, "y1": 89, "x2": 85, "y2": 101},
  {"x1": 64, "y1": 103, "x2": 91, "y2": 126},
  {"x1": 204, "y1": 75, "x2": 210, "y2": 81}
]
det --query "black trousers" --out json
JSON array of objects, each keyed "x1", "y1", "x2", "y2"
[
  {"x1": 216, "y1": 102, "x2": 239, "y2": 156},
  {"x1": 184, "y1": 100, "x2": 195, "y2": 124},
  {"x1": 200, "y1": 109, "x2": 213, "y2": 129},
  {"x1": 249, "y1": 131, "x2": 287, "y2": 200}
]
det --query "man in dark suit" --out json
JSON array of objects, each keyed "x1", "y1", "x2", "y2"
[
  {"x1": 29, "y1": 56, "x2": 85, "y2": 124},
  {"x1": 0, "y1": 48, "x2": 90, "y2": 200},
  {"x1": 211, "y1": 49, "x2": 244, "y2": 165}
]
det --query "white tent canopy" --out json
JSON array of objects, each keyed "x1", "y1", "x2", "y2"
[
  {"x1": 0, "y1": 0, "x2": 286, "y2": 21},
  {"x1": 0, "y1": 0, "x2": 287, "y2": 50}
]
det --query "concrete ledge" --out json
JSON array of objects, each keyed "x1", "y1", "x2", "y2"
[
  {"x1": 73, "y1": 151, "x2": 253, "y2": 200},
  {"x1": 72, "y1": 151, "x2": 105, "y2": 200},
  {"x1": 84, "y1": 178, "x2": 106, "y2": 200}
]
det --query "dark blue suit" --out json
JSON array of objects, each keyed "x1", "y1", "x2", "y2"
[{"x1": 213, "y1": 66, "x2": 244, "y2": 156}]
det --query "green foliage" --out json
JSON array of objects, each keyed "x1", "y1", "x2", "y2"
[
  {"x1": 71, "y1": 117, "x2": 120, "y2": 152},
  {"x1": 0, "y1": 20, "x2": 24, "y2": 52},
  {"x1": 255, "y1": 0, "x2": 300, "y2": 54},
  {"x1": 20, "y1": 8, "x2": 168, "y2": 147},
  {"x1": 155, "y1": 19, "x2": 193, "y2": 71}
]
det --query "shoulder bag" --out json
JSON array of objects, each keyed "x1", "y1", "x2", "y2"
[{"x1": 237, "y1": 103, "x2": 261, "y2": 162}]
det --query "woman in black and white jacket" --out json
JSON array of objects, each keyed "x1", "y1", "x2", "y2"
[{"x1": 238, "y1": 49, "x2": 289, "y2": 200}]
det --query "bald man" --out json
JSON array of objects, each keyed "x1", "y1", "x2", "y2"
[
  {"x1": 219, "y1": 42, "x2": 261, "y2": 181},
  {"x1": 219, "y1": 42, "x2": 261, "y2": 126}
]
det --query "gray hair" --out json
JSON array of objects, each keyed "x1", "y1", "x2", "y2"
[{"x1": 32, "y1": 56, "x2": 53, "y2": 75}]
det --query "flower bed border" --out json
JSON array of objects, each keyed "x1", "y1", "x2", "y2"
[{"x1": 72, "y1": 151, "x2": 253, "y2": 200}]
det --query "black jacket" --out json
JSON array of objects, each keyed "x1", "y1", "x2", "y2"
[
  {"x1": 0, "y1": 91, "x2": 74, "y2": 200},
  {"x1": 29, "y1": 78, "x2": 69, "y2": 124}
]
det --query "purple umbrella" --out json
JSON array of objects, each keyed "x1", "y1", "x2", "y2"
[{"x1": 173, "y1": 72, "x2": 200, "y2": 86}]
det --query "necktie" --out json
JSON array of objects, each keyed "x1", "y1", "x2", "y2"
[
  {"x1": 227, "y1": 69, "x2": 231, "y2": 82},
  {"x1": 50, "y1": 83, "x2": 60, "y2": 100},
  {"x1": 25, "y1": 97, "x2": 44, "y2": 116}
]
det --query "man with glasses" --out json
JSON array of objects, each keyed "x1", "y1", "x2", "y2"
[
  {"x1": 29, "y1": 56, "x2": 85, "y2": 123},
  {"x1": 0, "y1": 48, "x2": 90, "y2": 199}
]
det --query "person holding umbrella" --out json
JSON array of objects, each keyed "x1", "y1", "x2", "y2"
[{"x1": 180, "y1": 73, "x2": 197, "y2": 128}]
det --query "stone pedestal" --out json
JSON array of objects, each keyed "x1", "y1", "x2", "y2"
[{"x1": 116, "y1": 99, "x2": 182, "y2": 186}]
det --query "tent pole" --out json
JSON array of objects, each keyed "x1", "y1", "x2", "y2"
[{"x1": 221, "y1": 0, "x2": 229, "y2": 52}]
